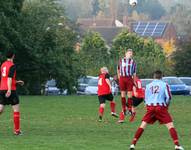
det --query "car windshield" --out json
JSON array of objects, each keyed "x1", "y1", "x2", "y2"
[
  {"x1": 88, "y1": 79, "x2": 98, "y2": 86},
  {"x1": 78, "y1": 77, "x2": 91, "y2": 84},
  {"x1": 163, "y1": 78, "x2": 184, "y2": 85},
  {"x1": 46, "y1": 80, "x2": 56, "y2": 87},
  {"x1": 141, "y1": 79, "x2": 153, "y2": 88},
  {"x1": 180, "y1": 79, "x2": 191, "y2": 86}
]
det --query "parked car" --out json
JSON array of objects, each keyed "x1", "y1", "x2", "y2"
[
  {"x1": 45, "y1": 79, "x2": 67, "y2": 95},
  {"x1": 141, "y1": 79, "x2": 153, "y2": 89},
  {"x1": 83, "y1": 76, "x2": 119, "y2": 95},
  {"x1": 77, "y1": 76, "x2": 95, "y2": 95},
  {"x1": 84, "y1": 77, "x2": 99, "y2": 95},
  {"x1": 179, "y1": 77, "x2": 191, "y2": 95},
  {"x1": 162, "y1": 77, "x2": 190, "y2": 95}
]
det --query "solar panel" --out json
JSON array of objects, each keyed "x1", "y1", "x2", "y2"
[{"x1": 132, "y1": 22, "x2": 167, "y2": 38}]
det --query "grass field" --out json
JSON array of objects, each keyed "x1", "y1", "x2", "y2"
[{"x1": 0, "y1": 95, "x2": 190, "y2": 150}]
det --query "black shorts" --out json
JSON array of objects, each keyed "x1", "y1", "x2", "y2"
[
  {"x1": 132, "y1": 96, "x2": 144, "y2": 107},
  {"x1": 0, "y1": 90, "x2": 19, "y2": 105},
  {"x1": 98, "y1": 93, "x2": 114, "y2": 104}
]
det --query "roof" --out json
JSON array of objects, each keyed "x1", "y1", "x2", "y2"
[
  {"x1": 77, "y1": 18, "x2": 115, "y2": 28},
  {"x1": 89, "y1": 27, "x2": 123, "y2": 44},
  {"x1": 131, "y1": 21, "x2": 168, "y2": 38}
]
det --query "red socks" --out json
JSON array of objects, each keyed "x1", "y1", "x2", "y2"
[
  {"x1": 132, "y1": 128, "x2": 144, "y2": 145},
  {"x1": 127, "y1": 98, "x2": 133, "y2": 111},
  {"x1": 14, "y1": 112, "x2": 20, "y2": 132},
  {"x1": 169, "y1": 128, "x2": 180, "y2": 146},
  {"x1": 110, "y1": 101, "x2": 116, "y2": 113},
  {"x1": 131, "y1": 127, "x2": 179, "y2": 146},
  {"x1": 121, "y1": 97, "x2": 127, "y2": 112},
  {"x1": 99, "y1": 107, "x2": 104, "y2": 116}
]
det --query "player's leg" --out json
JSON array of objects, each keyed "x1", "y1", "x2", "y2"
[
  {"x1": 107, "y1": 94, "x2": 118, "y2": 118},
  {"x1": 98, "y1": 96, "x2": 106, "y2": 122},
  {"x1": 165, "y1": 122, "x2": 184, "y2": 150},
  {"x1": 130, "y1": 121, "x2": 147, "y2": 150},
  {"x1": 127, "y1": 77, "x2": 134, "y2": 114},
  {"x1": 0, "y1": 104, "x2": 4, "y2": 115},
  {"x1": 128, "y1": 91, "x2": 137, "y2": 122},
  {"x1": 118, "y1": 91, "x2": 126, "y2": 123},
  {"x1": 0, "y1": 92, "x2": 5, "y2": 115},
  {"x1": 130, "y1": 97, "x2": 144, "y2": 122},
  {"x1": 11, "y1": 92, "x2": 21, "y2": 135},
  {"x1": 12, "y1": 104, "x2": 22, "y2": 135}
]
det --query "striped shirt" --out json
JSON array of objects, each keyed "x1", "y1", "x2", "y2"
[
  {"x1": 145, "y1": 79, "x2": 172, "y2": 106},
  {"x1": 118, "y1": 58, "x2": 136, "y2": 77}
]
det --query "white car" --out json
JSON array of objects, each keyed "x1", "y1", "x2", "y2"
[{"x1": 84, "y1": 77, "x2": 119, "y2": 95}]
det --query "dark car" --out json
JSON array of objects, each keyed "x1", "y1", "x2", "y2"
[
  {"x1": 45, "y1": 79, "x2": 67, "y2": 95},
  {"x1": 162, "y1": 77, "x2": 190, "y2": 95},
  {"x1": 179, "y1": 77, "x2": 191, "y2": 95}
]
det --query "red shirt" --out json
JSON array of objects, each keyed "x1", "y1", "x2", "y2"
[
  {"x1": 132, "y1": 78, "x2": 145, "y2": 98},
  {"x1": 0, "y1": 60, "x2": 16, "y2": 91},
  {"x1": 97, "y1": 73, "x2": 111, "y2": 96}
]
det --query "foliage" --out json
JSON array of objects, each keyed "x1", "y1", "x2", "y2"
[
  {"x1": 130, "y1": 0, "x2": 166, "y2": 20},
  {"x1": 80, "y1": 31, "x2": 110, "y2": 75},
  {"x1": 112, "y1": 30, "x2": 169, "y2": 78},
  {"x1": 0, "y1": 0, "x2": 83, "y2": 94},
  {"x1": 161, "y1": 39, "x2": 176, "y2": 56},
  {"x1": 172, "y1": 40, "x2": 191, "y2": 76},
  {"x1": 91, "y1": 0, "x2": 101, "y2": 17}
]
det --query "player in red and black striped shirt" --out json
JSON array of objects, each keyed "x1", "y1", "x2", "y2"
[
  {"x1": 117, "y1": 49, "x2": 137, "y2": 123},
  {"x1": 97, "y1": 67, "x2": 118, "y2": 122},
  {"x1": 0, "y1": 51, "x2": 24, "y2": 135}
]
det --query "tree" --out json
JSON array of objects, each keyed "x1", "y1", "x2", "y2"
[
  {"x1": 92, "y1": 0, "x2": 101, "y2": 17},
  {"x1": 172, "y1": 41, "x2": 191, "y2": 76},
  {"x1": 0, "y1": 0, "x2": 83, "y2": 94},
  {"x1": 80, "y1": 31, "x2": 110, "y2": 75},
  {"x1": 112, "y1": 30, "x2": 169, "y2": 77}
]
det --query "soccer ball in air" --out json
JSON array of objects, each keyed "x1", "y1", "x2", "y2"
[{"x1": 129, "y1": 0, "x2": 138, "y2": 7}]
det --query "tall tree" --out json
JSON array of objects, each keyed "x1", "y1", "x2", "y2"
[
  {"x1": 172, "y1": 41, "x2": 191, "y2": 76},
  {"x1": 92, "y1": 0, "x2": 101, "y2": 17},
  {"x1": 0, "y1": 0, "x2": 83, "y2": 94},
  {"x1": 80, "y1": 31, "x2": 110, "y2": 75}
]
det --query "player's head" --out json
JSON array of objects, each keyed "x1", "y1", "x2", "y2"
[
  {"x1": 6, "y1": 50, "x2": 15, "y2": 60},
  {"x1": 153, "y1": 70, "x2": 163, "y2": 79},
  {"x1": 100, "y1": 67, "x2": 109, "y2": 74},
  {"x1": 125, "y1": 49, "x2": 133, "y2": 58}
]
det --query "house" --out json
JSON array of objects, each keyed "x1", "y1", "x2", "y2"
[
  {"x1": 78, "y1": 18, "x2": 177, "y2": 54},
  {"x1": 131, "y1": 21, "x2": 177, "y2": 45}
]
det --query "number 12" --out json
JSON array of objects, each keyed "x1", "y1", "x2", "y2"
[{"x1": 150, "y1": 85, "x2": 160, "y2": 94}]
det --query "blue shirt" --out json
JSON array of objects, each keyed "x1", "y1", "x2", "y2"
[{"x1": 145, "y1": 79, "x2": 172, "y2": 106}]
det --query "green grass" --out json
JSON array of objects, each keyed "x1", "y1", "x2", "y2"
[{"x1": 0, "y1": 95, "x2": 191, "y2": 150}]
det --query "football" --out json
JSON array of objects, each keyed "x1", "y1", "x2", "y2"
[{"x1": 129, "y1": 0, "x2": 138, "y2": 7}]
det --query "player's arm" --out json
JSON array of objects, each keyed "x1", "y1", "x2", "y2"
[
  {"x1": 105, "y1": 73, "x2": 112, "y2": 91},
  {"x1": 144, "y1": 85, "x2": 149, "y2": 104},
  {"x1": 117, "y1": 65, "x2": 120, "y2": 80},
  {"x1": 132, "y1": 61, "x2": 137, "y2": 86},
  {"x1": 164, "y1": 84, "x2": 172, "y2": 106},
  {"x1": 133, "y1": 86, "x2": 137, "y2": 97},
  {"x1": 16, "y1": 80, "x2": 24, "y2": 86},
  {"x1": 6, "y1": 65, "x2": 16, "y2": 97}
]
